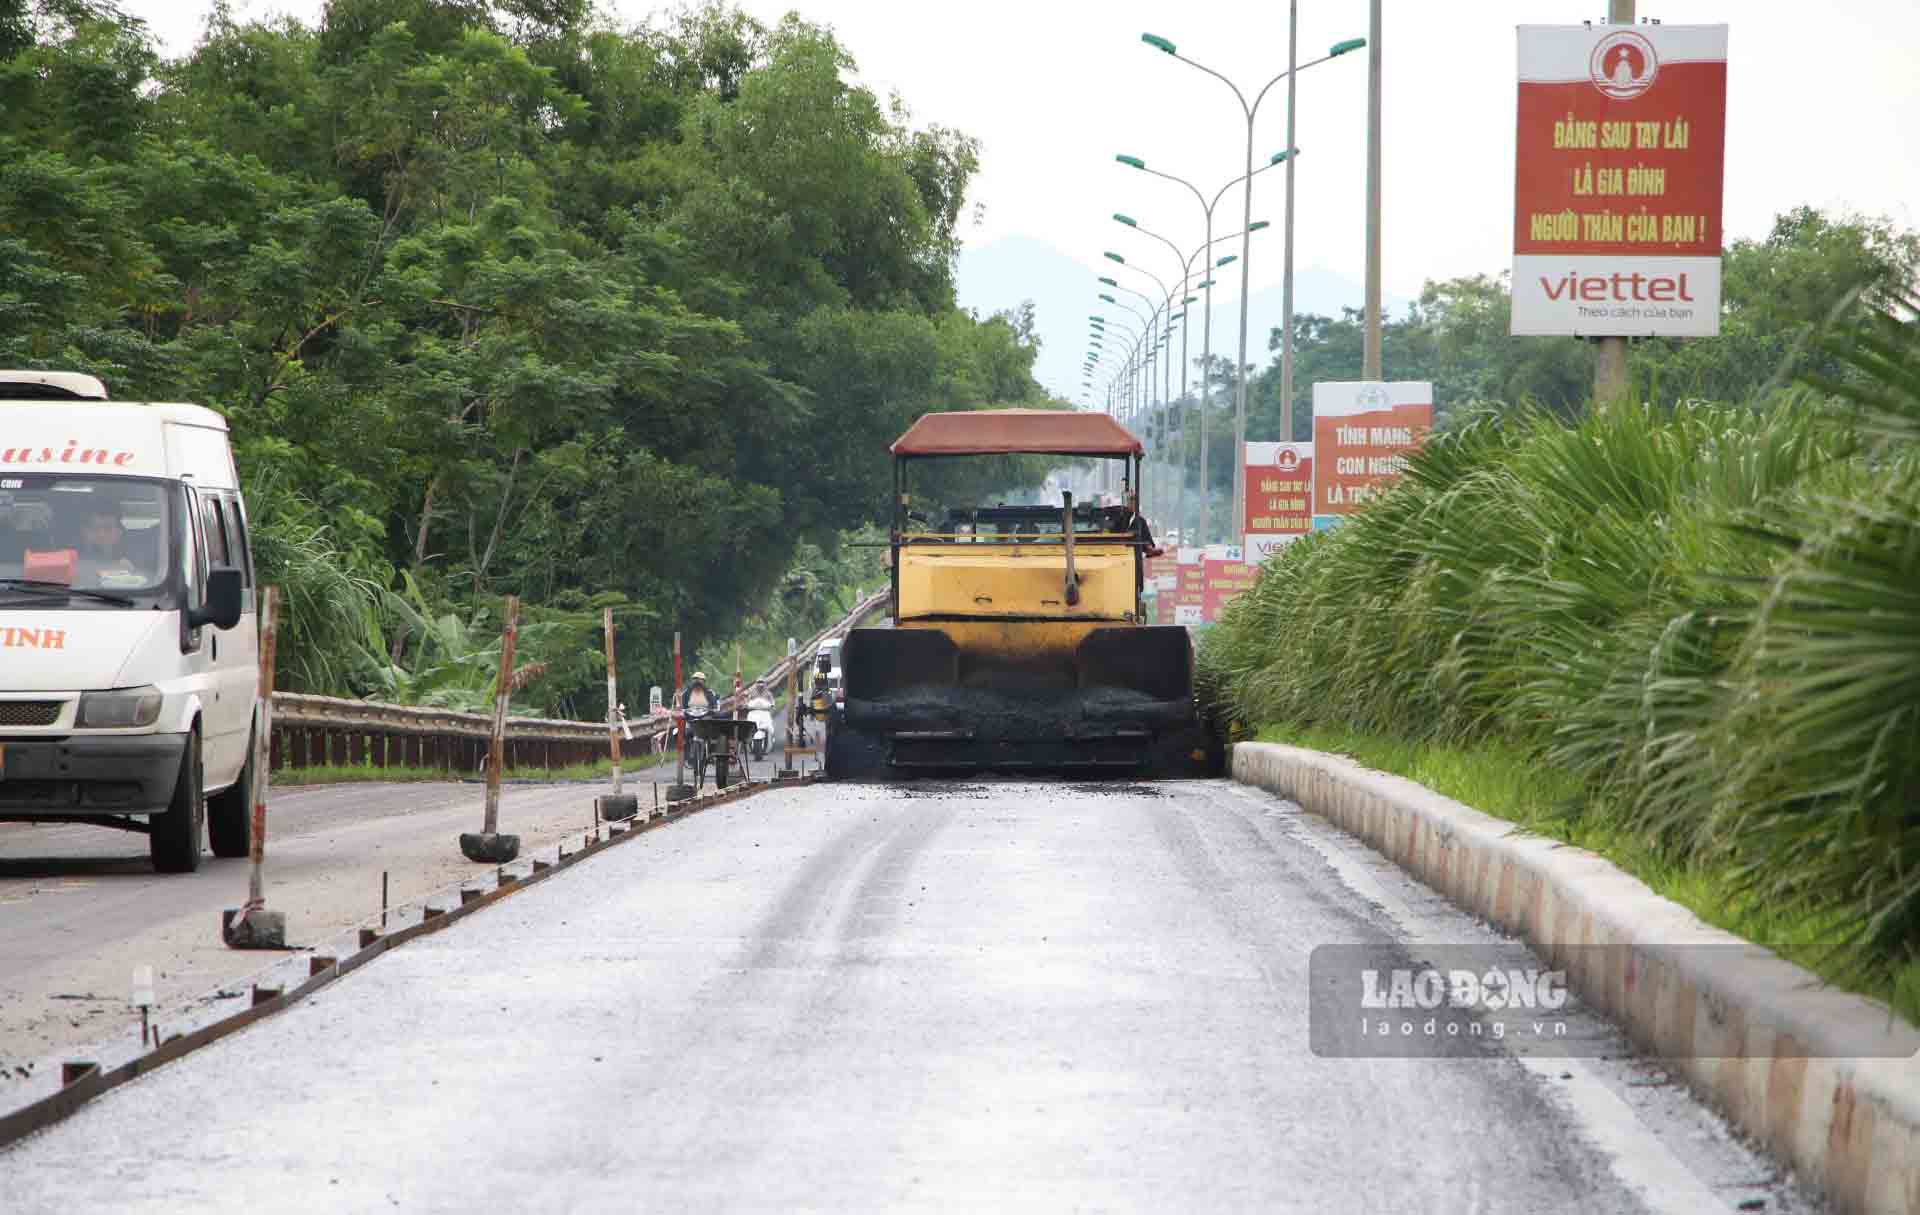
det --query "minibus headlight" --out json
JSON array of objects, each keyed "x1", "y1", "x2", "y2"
[{"x1": 76, "y1": 686, "x2": 164, "y2": 729}]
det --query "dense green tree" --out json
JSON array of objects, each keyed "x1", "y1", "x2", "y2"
[{"x1": 0, "y1": 0, "x2": 1051, "y2": 713}]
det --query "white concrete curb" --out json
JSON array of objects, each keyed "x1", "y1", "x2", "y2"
[{"x1": 1233, "y1": 741, "x2": 1920, "y2": 1215}]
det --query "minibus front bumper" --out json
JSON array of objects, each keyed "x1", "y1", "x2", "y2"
[{"x1": 0, "y1": 733, "x2": 187, "y2": 817}]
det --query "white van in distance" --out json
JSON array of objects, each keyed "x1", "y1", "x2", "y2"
[{"x1": 0, "y1": 371, "x2": 257, "y2": 872}]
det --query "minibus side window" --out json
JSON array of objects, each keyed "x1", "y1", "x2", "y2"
[
  {"x1": 224, "y1": 495, "x2": 254, "y2": 589},
  {"x1": 180, "y1": 487, "x2": 204, "y2": 615},
  {"x1": 203, "y1": 495, "x2": 231, "y2": 568}
]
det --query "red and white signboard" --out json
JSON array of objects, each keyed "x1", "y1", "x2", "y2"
[
  {"x1": 1312, "y1": 382, "x2": 1432, "y2": 516},
  {"x1": 1512, "y1": 24, "x2": 1728, "y2": 337},
  {"x1": 1243, "y1": 441, "x2": 1313, "y2": 563},
  {"x1": 1173, "y1": 546, "x2": 1205, "y2": 626},
  {"x1": 1144, "y1": 555, "x2": 1178, "y2": 625},
  {"x1": 1202, "y1": 544, "x2": 1256, "y2": 621}
]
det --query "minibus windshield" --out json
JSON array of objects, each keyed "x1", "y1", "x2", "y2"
[{"x1": 0, "y1": 475, "x2": 173, "y2": 608}]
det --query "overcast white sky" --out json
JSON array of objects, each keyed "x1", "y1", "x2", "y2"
[{"x1": 124, "y1": 0, "x2": 1920, "y2": 299}]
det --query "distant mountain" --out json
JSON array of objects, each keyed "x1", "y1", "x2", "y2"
[{"x1": 956, "y1": 235, "x2": 1410, "y2": 403}]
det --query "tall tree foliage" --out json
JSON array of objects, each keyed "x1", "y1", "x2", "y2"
[{"x1": 0, "y1": 0, "x2": 1053, "y2": 714}]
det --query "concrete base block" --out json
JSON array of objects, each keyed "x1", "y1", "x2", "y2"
[
  {"x1": 597, "y1": 794, "x2": 638, "y2": 822},
  {"x1": 665, "y1": 783, "x2": 697, "y2": 802},
  {"x1": 221, "y1": 907, "x2": 288, "y2": 950},
  {"x1": 459, "y1": 832, "x2": 521, "y2": 863}
]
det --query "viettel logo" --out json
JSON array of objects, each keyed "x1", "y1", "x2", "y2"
[{"x1": 1591, "y1": 30, "x2": 1658, "y2": 100}]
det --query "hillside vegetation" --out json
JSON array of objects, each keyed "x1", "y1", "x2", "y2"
[{"x1": 0, "y1": 0, "x2": 1055, "y2": 715}]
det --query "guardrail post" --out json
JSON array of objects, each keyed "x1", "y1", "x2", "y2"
[
  {"x1": 224, "y1": 587, "x2": 286, "y2": 949},
  {"x1": 460, "y1": 595, "x2": 522, "y2": 863},
  {"x1": 596, "y1": 607, "x2": 638, "y2": 821}
]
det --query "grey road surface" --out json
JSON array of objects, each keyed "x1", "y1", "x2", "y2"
[
  {"x1": 0, "y1": 775, "x2": 662, "y2": 1067},
  {"x1": 0, "y1": 780, "x2": 1816, "y2": 1213}
]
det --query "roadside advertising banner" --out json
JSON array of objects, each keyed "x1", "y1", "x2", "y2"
[
  {"x1": 1243, "y1": 441, "x2": 1314, "y2": 564},
  {"x1": 1312, "y1": 382, "x2": 1433, "y2": 517},
  {"x1": 1511, "y1": 24, "x2": 1728, "y2": 337},
  {"x1": 1144, "y1": 555, "x2": 1177, "y2": 625},
  {"x1": 1202, "y1": 543, "x2": 1256, "y2": 622},
  {"x1": 1174, "y1": 545, "x2": 1205, "y2": 626}
]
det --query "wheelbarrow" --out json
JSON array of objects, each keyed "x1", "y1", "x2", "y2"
[{"x1": 686, "y1": 715, "x2": 760, "y2": 793}]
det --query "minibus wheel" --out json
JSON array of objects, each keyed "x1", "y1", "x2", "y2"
[
  {"x1": 150, "y1": 729, "x2": 205, "y2": 874},
  {"x1": 208, "y1": 728, "x2": 254, "y2": 858}
]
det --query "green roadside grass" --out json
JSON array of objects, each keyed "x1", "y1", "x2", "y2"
[
  {"x1": 1256, "y1": 722, "x2": 1920, "y2": 1027},
  {"x1": 273, "y1": 752, "x2": 675, "y2": 788}
]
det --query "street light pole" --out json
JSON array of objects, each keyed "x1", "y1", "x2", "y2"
[
  {"x1": 1141, "y1": 32, "x2": 1365, "y2": 541},
  {"x1": 1363, "y1": 0, "x2": 1384, "y2": 379},
  {"x1": 1281, "y1": 0, "x2": 1300, "y2": 438},
  {"x1": 1593, "y1": 0, "x2": 1633, "y2": 402},
  {"x1": 1112, "y1": 215, "x2": 1203, "y2": 539},
  {"x1": 1113, "y1": 154, "x2": 1287, "y2": 545}
]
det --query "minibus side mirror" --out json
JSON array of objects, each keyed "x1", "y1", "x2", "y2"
[{"x1": 194, "y1": 566, "x2": 244, "y2": 631}]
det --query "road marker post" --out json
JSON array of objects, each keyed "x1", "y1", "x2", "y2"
[
  {"x1": 596, "y1": 607, "x2": 637, "y2": 821},
  {"x1": 779, "y1": 636, "x2": 800, "y2": 779},
  {"x1": 730, "y1": 640, "x2": 744, "y2": 784},
  {"x1": 460, "y1": 595, "x2": 522, "y2": 863},
  {"x1": 131, "y1": 965, "x2": 154, "y2": 1046},
  {"x1": 223, "y1": 587, "x2": 287, "y2": 949},
  {"x1": 666, "y1": 629, "x2": 694, "y2": 801}
]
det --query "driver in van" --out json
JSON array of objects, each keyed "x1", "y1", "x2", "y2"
[{"x1": 76, "y1": 507, "x2": 140, "y2": 585}]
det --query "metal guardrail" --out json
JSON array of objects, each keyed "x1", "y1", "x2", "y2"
[{"x1": 267, "y1": 590, "x2": 889, "y2": 776}]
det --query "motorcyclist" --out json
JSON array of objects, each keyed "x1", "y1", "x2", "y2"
[
  {"x1": 678, "y1": 671, "x2": 718, "y2": 786},
  {"x1": 681, "y1": 671, "x2": 718, "y2": 715},
  {"x1": 745, "y1": 681, "x2": 775, "y2": 759}
]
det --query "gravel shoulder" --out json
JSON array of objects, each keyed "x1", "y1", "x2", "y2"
[{"x1": 0, "y1": 778, "x2": 648, "y2": 1070}]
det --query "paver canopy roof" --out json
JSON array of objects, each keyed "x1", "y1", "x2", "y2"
[{"x1": 891, "y1": 409, "x2": 1143, "y2": 457}]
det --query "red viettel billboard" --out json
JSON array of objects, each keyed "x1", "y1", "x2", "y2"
[
  {"x1": 1512, "y1": 24, "x2": 1727, "y2": 336},
  {"x1": 1243, "y1": 440, "x2": 1314, "y2": 564},
  {"x1": 1313, "y1": 382, "x2": 1433, "y2": 516},
  {"x1": 1202, "y1": 543, "x2": 1256, "y2": 621}
]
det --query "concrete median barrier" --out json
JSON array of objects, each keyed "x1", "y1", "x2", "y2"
[{"x1": 1232, "y1": 740, "x2": 1920, "y2": 1215}]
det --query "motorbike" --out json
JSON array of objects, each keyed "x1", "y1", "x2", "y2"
[
  {"x1": 682, "y1": 702, "x2": 711, "y2": 787},
  {"x1": 746, "y1": 696, "x2": 775, "y2": 760}
]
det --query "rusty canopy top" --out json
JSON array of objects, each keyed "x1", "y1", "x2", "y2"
[{"x1": 890, "y1": 409, "x2": 1144, "y2": 457}]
